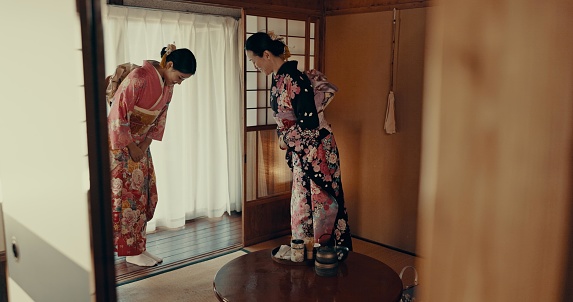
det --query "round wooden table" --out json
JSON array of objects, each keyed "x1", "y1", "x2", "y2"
[{"x1": 213, "y1": 248, "x2": 403, "y2": 302}]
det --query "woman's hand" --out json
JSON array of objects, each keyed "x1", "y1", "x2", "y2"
[
  {"x1": 138, "y1": 137, "x2": 152, "y2": 153},
  {"x1": 127, "y1": 142, "x2": 144, "y2": 162},
  {"x1": 278, "y1": 135, "x2": 287, "y2": 150}
]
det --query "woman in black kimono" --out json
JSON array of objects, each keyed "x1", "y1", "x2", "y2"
[{"x1": 245, "y1": 32, "x2": 352, "y2": 250}]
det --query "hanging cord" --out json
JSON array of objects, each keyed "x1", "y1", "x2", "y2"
[
  {"x1": 390, "y1": 8, "x2": 396, "y2": 91},
  {"x1": 384, "y1": 8, "x2": 398, "y2": 134}
]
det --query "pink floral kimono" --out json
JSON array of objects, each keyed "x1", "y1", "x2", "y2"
[
  {"x1": 271, "y1": 61, "x2": 352, "y2": 250},
  {"x1": 108, "y1": 60, "x2": 173, "y2": 256}
]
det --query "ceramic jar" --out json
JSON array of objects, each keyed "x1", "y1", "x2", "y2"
[{"x1": 290, "y1": 239, "x2": 305, "y2": 262}]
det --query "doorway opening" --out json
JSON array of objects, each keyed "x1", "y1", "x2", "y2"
[{"x1": 115, "y1": 211, "x2": 241, "y2": 285}]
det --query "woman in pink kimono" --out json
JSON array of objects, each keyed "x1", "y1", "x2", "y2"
[
  {"x1": 108, "y1": 45, "x2": 196, "y2": 266},
  {"x1": 245, "y1": 32, "x2": 352, "y2": 250}
]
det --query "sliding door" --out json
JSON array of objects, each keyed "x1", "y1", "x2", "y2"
[{"x1": 0, "y1": 0, "x2": 114, "y2": 301}]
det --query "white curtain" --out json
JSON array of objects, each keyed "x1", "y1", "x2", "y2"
[{"x1": 103, "y1": 6, "x2": 243, "y2": 231}]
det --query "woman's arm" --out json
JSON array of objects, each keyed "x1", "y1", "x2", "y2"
[
  {"x1": 277, "y1": 73, "x2": 319, "y2": 150},
  {"x1": 278, "y1": 135, "x2": 287, "y2": 150},
  {"x1": 108, "y1": 72, "x2": 145, "y2": 151},
  {"x1": 137, "y1": 137, "x2": 152, "y2": 153},
  {"x1": 291, "y1": 73, "x2": 319, "y2": 130},
  {"x1": 127, "y1": 142, "x2": 144, "y2": 162}
]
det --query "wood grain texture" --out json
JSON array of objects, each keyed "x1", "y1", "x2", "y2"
[
  {"x1": 243, "y1": 195, "x2": 291, "y2": 246},
  {"x1": 115, "y1": 212, "x2": 242, "y2": 285},
  {"x1": 182, "y1": 0, "x2": 322, "y2": 16},
  {"x1": 325, "y1": 0, "x2": 430, "y2": 15},
  {"x1": 324, "y1": 8, "x2": 427, "y2": 254},
  {"x1": 0, "y1": 252, "x2": 6, "y2": 302},
  {"x1": 213, "y1": 249, "x2": 403, "y2": 302},
  {"x1": 117, "y1": 237, "x2": 417, "y2": 302},
  {"x1": 109, "y1": 0, "x2": 431, "y2": 17},
  {"x1": 418, "y1": 0, "x2": 573, "y2": 301}
]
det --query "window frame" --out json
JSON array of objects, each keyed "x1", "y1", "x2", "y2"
[
  {"x1": 244, "y1": 14, "x2": 320, "y2": 131},
  {"x1": 243, "y1": 13, "x2": 321, "y2": 201}
]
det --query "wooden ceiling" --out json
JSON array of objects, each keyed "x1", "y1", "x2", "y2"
[
  {"x1": 108, "y1": 0, "x2": 430, "y2": 17},
  {"x1": 325, "y1": 0, "x2": 429, "y2": 15}
]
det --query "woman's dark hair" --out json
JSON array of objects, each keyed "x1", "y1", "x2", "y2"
[
  {"x1": 245, "y1": 32, "x2": 286, "y2": 58},
  {"x1": 161, "y1": 48, "x2": 197, "y2": 75}
]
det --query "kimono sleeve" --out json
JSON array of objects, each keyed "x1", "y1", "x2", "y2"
[
  {"x1": 107, "y1": 75, "x2": 145, "y2": 150},
  {"x1": 277, "y1": 72, "x2": 319, "y2": 149},
  {"x1": 291, "y1": 73, "x2": 319, "y2": 130}
]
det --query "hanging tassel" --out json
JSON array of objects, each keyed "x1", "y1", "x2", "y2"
[
  {"x1": 385, "y1": 8, "x2": 398, "y2": 134},
  {"x1": 384, "y1": 91, "x2": 396, "y2": 134}
]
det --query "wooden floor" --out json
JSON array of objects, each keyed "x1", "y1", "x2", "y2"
[
  {"x1": 116, "y1": 210, "x2": 419, "y2": 289},
  {"x1": 115, "y1": 211, "x2": 242, "y2": 285}
]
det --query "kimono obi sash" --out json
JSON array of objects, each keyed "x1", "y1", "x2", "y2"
[
  {"x1": 274, "y1": 69, "x2": 338, "y2": 132},
  {"x1": 275, "y1": 109, "x2": 331, "y2": 132},
  {"x1": 274, "y1": 111, "x2": 296, "y2": 122},
  {"x1": 129, "y1": 105, "x2": 162, "y2": 140},
  {"x1": 305, "y1": 69, "x2": 338, "y2": 113}
]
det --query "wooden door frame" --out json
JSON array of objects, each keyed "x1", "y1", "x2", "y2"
[
  {"x1": 77, "y1": 0, "x2": 117, "y2": 301},
  {"x1": 82, "y1": 0, "x2": 436, "y2": 299}
]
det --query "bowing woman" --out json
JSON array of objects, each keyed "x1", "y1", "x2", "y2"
[
  {"x1": 108, "y1": 44, "x2": 197, "y2": 266},
  {"x1": 245, "y1": 32, "x2": 352, "y2": 250}
]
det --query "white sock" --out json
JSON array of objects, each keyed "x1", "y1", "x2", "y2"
[
  {"x1": 126, "y1": 254, "x2": 157, "y2": 267},
  {"x1": 143, "y1": 250, "x2": 163, "y2": 263}
]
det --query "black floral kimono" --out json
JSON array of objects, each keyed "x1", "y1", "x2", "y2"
[{"x1": 270, "y1": 60, "x2": 352, "y2": 250}]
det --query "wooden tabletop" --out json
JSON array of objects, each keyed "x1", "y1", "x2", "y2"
[{"x1": 213, "y1": 248, "x2": 403, "y2": 302}]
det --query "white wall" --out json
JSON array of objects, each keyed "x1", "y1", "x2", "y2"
[{"x1": 0, "y1": 0, "x2": 94, "y2": 300}]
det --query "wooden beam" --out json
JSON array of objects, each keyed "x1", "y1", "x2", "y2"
[
  {"x1": 325, "y1": 0, "x2": 430, "y2": 15},
  {"x1": 181, "y1": 0, "x2": 322, "y2": 16},
  {"x1": 109, "y1": 0, "x2": 431, "y2": 16}
]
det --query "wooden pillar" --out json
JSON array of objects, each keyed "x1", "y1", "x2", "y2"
[{"x1": 418, "y1": 0, "x2": 573, "y2": 301}]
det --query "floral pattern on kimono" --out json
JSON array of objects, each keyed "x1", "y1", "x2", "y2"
[
  {"x1": 271, "y1": 61, "x2": 352, "y2": 250},
  {"x1": 108, "y1": 60, "x2": 173, "y2": 256}
]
